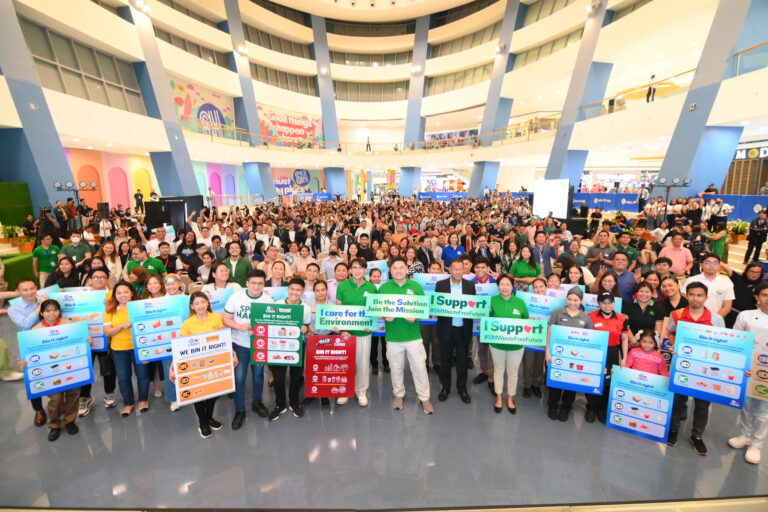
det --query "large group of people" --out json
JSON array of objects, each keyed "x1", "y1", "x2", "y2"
[{"x1": 0, "y1": 194, "x2": 766, "y2": 466}]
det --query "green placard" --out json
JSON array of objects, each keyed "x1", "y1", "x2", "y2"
[
  {"x1": 479, "y1": 317, "x2": 548, "y2": 347},
  {"x1": 315, "y1": 304, "x2": 377, "y2": 332},
  {"x1": 365, "y1": 294, "x2": 430, "y2": 319},
  {"x1": 250, "y1": 303, "x2": 304, "y2": 366},
  {"x1": 428, "y1": 292, "x2": 491, "y2": 319}
]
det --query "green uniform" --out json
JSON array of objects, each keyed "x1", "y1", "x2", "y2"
[
  {"x1": 616, "y1": 244, "x2": 637, "y2": 267},
  {"x1": 32, "y1": 244, "x2": 60, "y2": 273},
  {"x1": 224, "y1": 257, "x2": 253, "y2": 287},
  {"x1": 377, "y1": 278, "x2": 425, "y2": 342},
  {"x1": 489, "y1": 294, "x2": 529, "y2": 351},
  {"x1": 510, "y1": 260, "x2": 541, "y2": 279},
  {"x1": 60, "y1": 243, "x2": 89, "y2": 263},
  {"x1": 126, "y1": 256, "x2": 167, "y2": 275},
  {"x1": 335, "y1": 278, "x2": 378, "y2": 337}
]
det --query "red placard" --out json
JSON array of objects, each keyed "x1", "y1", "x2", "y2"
[{"x1": 305, "y1": 334, "x2": 356, "y2": 398}]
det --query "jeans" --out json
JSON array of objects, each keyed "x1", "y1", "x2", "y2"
[
  {"x1": 112, "y1": 349, "x2": 150, "y2": 406},
  {"x1": 161, "y1": 357, "x2": 177, "y2": 403},
  {"x1": 233, "y1": 344, "x2": 264, "y2": 412},
  {"x1": 671, "y1": 394, "x2": 710, "y2": 436}
]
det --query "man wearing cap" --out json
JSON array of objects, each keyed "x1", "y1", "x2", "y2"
[
  {"x1": 586, "y1": 292, "x2": 630, "y2": 424},
  {"x1": 545, "y1": 286, "x2": 594, "y2": 422}
]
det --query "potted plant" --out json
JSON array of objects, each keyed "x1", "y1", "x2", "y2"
[{"x1": 728, "y1": 219, "x2": 749, "y2": 242}]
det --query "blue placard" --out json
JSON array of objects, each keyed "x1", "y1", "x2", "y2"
[
  {"x1": 313, "y1": 193, "x2": 333, "y2": 201},
  {"x1": 127, "y1": 294, "x2": 189, "y2": 363},
  {"x1": 516, "y1": 290, "x2": 566, "y2": 320},
  {"x1": 49, "y1": 290, "x2": 108, "y2": 352},
  {"x1": 9, "y1": 284, "x2": 61, "y2": 308},
  {"x1": 417, "y1": 192, "x2": 467, "y2": 201},
  {"x1": 204, "y1": 288, "x2": 234, "y2": 314},
  {"x1": 19, "y1": 321, "x2": 93, "y2": 400},
  {"x1": 546, "y1": 324, "x2": 609, "y2": 394},
  {"x1": 607, "y1": 366, "x2": 674, "y2": 444},
  {"x1": 366, "y1": 260, "x2": 390, "y2": 282},
  {"x1": 474, "y1": 282, "x2": 500, "y2": 297},
  {"x1": 583, "y1": 293, "x2": 623, "y2": 314},
  {"x1": 669, "y1": 321, "x2": 754, "y2": 408},
  {"x1": 411, "y1": 273, "x2": 449, "y2": 294},
  {"x1": 263, "y1": 286, "x2": 288, "y2": 302}
]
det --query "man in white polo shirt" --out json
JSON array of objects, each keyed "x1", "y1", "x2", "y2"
[
  {"x1": 684, "y1": 253, "x2": 734, "y2": 320},
  {"x1": 223, "y1": 268, "x2": 272, "y2": 430}
]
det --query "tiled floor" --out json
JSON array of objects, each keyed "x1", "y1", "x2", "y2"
[{"x1": 0, "y1": 315, "x2": 766, "y2": 510}]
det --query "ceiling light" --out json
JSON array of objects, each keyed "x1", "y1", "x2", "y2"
[
  {"x1": 86, "y1": 145, "x2": 93, "y2": 150},
  {"x1": 411, "y1": 64, "x2": 422, "y2": 74},
  {"x1": 741, "y1": 121, "x2": 751, "y2": 125},
  {"x1": 495, "y1": 43, "x2": 506, "y2": 54},
  {"x1": 237, "y1": 45, "x2": 249, "y2": 55},
  {"x1": 692, "y1": 41, "x2": 699, "y2": 47},
  {"x1": 73, "y1": 137, "x2": 80, "y2": 142},
  {"x1": 320, "y1": 66, "x2": 328, "y2": 74},
  {"x1": 106, "y1": 143, "x2": 113, "y2": 147}
]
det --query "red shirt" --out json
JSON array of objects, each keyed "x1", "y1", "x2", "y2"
[
  {"x1": 588, "y1": 309, "x2": 629, "y2": 347},
  {"x1": 671, "y1": 306, "x2": 713, "y2": 326}
]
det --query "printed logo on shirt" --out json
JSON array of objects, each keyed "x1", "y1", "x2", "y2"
[
  {"x1": 595, "y1": 323, "x2": 603, "y2": 327},
  {"x1": 513, "y1": 309, "x2": 520, "y2": 315},
  {"x1": 406, "y1": 289, "x2": 414, "y2": 295},
  {"x1": 579, "y1": 320, "x2": 585, "y2": 325}
]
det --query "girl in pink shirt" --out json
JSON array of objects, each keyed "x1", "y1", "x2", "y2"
[{"x1": 624, "y1": 330, "x2": 669, "y2": 376}]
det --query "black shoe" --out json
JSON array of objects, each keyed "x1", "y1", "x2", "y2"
[
  {"x1": 473, "y1": 373, "x2": 488, "y2": 384},
  {"x1": 231, "y1": 411, "x2": 246, "y2": 430},
  {"x1": 522, "y1": 387, "x2": 532, "y2": 398},
  {"x1": 459, "y1": 389, "x2": 471, "y2": 404},
  {"x1": 199, "y1": 424, "x2": 213, "y2": 439},
  {"x1": 667, "y1": 430, "x2": 678, "y2": 446},
  {"x1": 291, "y1": 406, "x2": 304, "y2": 418},
  {"x1": 65, "y1": 422, "x2": 79, "y2": 435},
  {"x1": 690, "y1": 434, "x2": 708, "y2": 456},
  {"x1": 494, "y1": 404, "x2": 502, "y2": 414},
  {"x1": 508, "y1": 405, "x2": 517, "y2": 415},
  {"x1": 531, "y1": 386, "x2": 542, "y2": 398},
  {"x1": 467, "y1": 359, "x2": 475, "y2": 369},
  {"x1": 321, "y1": 398, "x2": 331, "y2": 408},
  {"x1": 585, "y1": 409, "x2": 596, "y2": 423},
  {"x1": 227, "y1": 392, "x2": 234, "y2": 399},
  {"x1": 48, "y1": 428, "x2": 61, "y2": 442},
  {"x1": 371, "y1": 365, "x2": 379, "y2": 375},
  {"x1": 268, "y1": 407, "x2": 287, "y2": 421},
  {"x1": 252, "y1": 402, "x2": 269, "y2": 418},
  {"x1": 300, "y1": 397, "x2": 315, "y2": 409},
  {"x1": 488, "y1": 381, "x2": 496, "y2": 396},
  {"x1": 558, "y1": 407, "x2": 570, "y2": 422},
  {"x1": 438, "y1": 387, "x2": 449, "y2": 401},
  {"x1": 597, "y1": 409, "x2": 607, "y2": 424},
  {"x1": 383, "y1": 364, "x2": 390, "y2": 373},
  {"x1": 548, "y1": 407, "x2": 559, "y2": 420},
  {"x1": 208, "y1": 418, "x2": 223, "y2": 430}
]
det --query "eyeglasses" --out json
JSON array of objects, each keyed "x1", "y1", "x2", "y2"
[
  {"x1": 703, "y1": 261, "x2": 720, "y2": 265},
  {"x1": 91, "y1": 276, "x2": 107, "y2": 280}
]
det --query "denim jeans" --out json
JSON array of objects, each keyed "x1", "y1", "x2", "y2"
[
  {"x1": 233, "y1": 344, "x2": 264, "y2": 412},
  {"x1": 161, "y1": 357, "x2": 177, "y2": 403},
  {"x1": 112, "y1": 349, "x2": 150, "y2": 406}
]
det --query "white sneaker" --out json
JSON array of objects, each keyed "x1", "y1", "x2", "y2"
[
  {"x1": 357, "y1": 395, "x2": 368, "y2": 407},
  {"x1": 745, "y1": 446, "x2": 761, "y2": 464},
  {"x1": 103, "y1": 393, "x2": 117, "y2": 408},
  {"x1": 1, "y1": 371, "x2": 23, "y2": 381},
  {"x1": 337, "y1": 397, "x2": 348, "y2": 405},
  {"x1": 169, "y1": 401, "x2": 180, "y2": 412},
  {"x1": 78, "y1": 397, "x2": 93, "y2": 417},
  {"x1": 728, "y1": 435, "x2": 751, "y2": 449}
]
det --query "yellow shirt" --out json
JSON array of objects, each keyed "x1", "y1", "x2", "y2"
[
  {"x1": 104, "y1": 307, "x2": 133, "y2": 351},
  {"x1": 180, "y1": 312, "x2": 224, "y2": 336}
]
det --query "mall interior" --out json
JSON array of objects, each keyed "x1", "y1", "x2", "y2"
[{"x1": 1, "y1": 0, "x2": 768, "y2": 511}]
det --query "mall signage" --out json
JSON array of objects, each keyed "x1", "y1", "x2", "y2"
[{"x1": 735, "y1": 147, "x2": 768, "y2": 160}]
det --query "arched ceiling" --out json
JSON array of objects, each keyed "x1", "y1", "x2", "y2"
[{"x1": 276, "y1": 0, "x2": 479, "y2": 22}]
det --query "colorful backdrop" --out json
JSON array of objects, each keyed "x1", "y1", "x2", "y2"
[
  {"x1": 271, "y1": 168, "x2": 325, "y2": 195},
  {"x1": 171, "y1": 76, "x2": 235, "y2": 138},
  {"x1": 258, "y1": 104, "x2": 323, "y2": 146}
]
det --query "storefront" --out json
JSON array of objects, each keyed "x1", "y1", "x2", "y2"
[{"x1": 722, "y1": 145, "x2": 768, "y2": 194}]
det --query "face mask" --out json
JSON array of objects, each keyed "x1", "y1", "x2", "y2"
[
  {"x1": 329, "y1": 251, "x2": 338, "y2": 257},
  {"x1": 71, "y1": 237, "x2": 81, "y2": 244}
]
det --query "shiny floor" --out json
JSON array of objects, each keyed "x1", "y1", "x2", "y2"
[{"x1": 0, "y1": 316, "x2": 767, "y2": 510}]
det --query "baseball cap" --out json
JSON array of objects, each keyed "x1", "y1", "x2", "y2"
[
  {"x1": 597, "y1": 292, "x2": 615, "y2": 304},
  {"x1": 566, "y1": 286, "x2": 583, "y2": 299}
]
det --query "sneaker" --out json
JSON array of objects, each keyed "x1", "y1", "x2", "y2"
[
  {"x1": 268, "y1": 407, "x2": 287, "y2": 421},
  {"x1": 78, "y1": 397, "x2": 93, "y2": 417},
  {"x1": 290, "y1": 406, "x2": 304, "y2": 418},
  {"x1": 531, "y1": 386, "x2": 542, "y2": 398},
  {"x1": 728, "y1": 435, "x2": 751, "y2": 449},
  {"x1": 337, "y1": 397, "x2": 349, "y2": 405},
  {"x1": 667, "y1": 430, "x2": 679, "y2": 447},
  {"x1": 65, "y1": 422, "x2": 79, "y2": 435},
  {"x1": 169, "y1": 401, "x2": 180, "y2": 412},
  {"x1": 199, "y1": 424, "x2": 213, "y2": 439},
  {"x1": 48, "y1": 428, "x2": 61, "y2": 442},
  {"x1": 547, "y1": 407, "x2": 558, "y2": 421},
  {"x1": 103, "y1": 394, "x2": 117, "y2": 408},
  {"x1": 371, "y1": 365, "x2": 379, "y2": 375},
  {"x1": 558, "y1": 407, "x2": 569, "y2": 422},
  {"x1": 321, "y1": 398, "x2": 331, "y2": 408},
  {"x1": 208, "y1": 418, "x2": 223, "y2": 430},
  {"x1": 252, "y1": 402, "x2": 269, "y2": 418},
  {"x1": 745, "y1": 446, "x2": 762, "y2": 464},
  {"x1": 420, "y1": 400, "x2": 434, "y2": 415},
  {"x1": 1, "y1": 371, "x2": 23, "y2": 381},
  {"x1": 690, "y1": 434, "x2": 708, "y2": 456},
  {"x1": 358, "y1": 394, "x2": 369, "y2": 407},
  {"x1": 392, "y1": 396, "x2": 404, "y2": 410}
]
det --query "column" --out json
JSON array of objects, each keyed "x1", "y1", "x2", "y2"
[
  {"x1": 0, "y1": 0, "x2": 73, "y2": 209},
  {"x1": 244, "y1": 162, "x2": 276, "y2": 201},
  {"x1": 221, "y1": 0, "x2": 263, "y2": 145},
  {"x1": 467, "y1": 0, "x2": 520, "y2": 197},
  {"x1": 119, "y1": 5, "x2": 198, "y2": 197},
  {"x1": 324, "y1": 167, "x2": 346, "y2": 197},
  {"x1": 543, "y1": 0, "x2": 612, "y2": 186},
  {"x1": 399, "y1": 167, "x2": 421, "y2": 198},
  {"x1": 657, "y1": 0, "x2": 758, "y2": 196}
]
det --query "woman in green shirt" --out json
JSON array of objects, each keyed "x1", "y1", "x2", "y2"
[
  {"x1": 489, "y1": 274, "x2": 529, "y2": 415},
  {"x1": 706, "y1": 222, "x2": 727, "y2": 259},
  {"x1": 510, "y1": 245, "x2": 543, "y2": 292}
]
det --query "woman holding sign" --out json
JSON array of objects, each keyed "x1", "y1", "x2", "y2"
[
  {"x1": 489, "y1": 275, "x2": 530, "y2": 414},
  {"x1": 104, "y1": 281, "x2": 149, "y2": 417},
  {"x1": 170, "y1": 292, "x2": 232, "y2": 439}
]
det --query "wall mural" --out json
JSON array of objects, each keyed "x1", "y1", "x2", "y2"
[
  {"x1": 257, "y1": 104, "x2": 323, "y2": 147},
  {"x1": 171, "y1": 77, "x2": 235, "y2": 138},
  {"x1": 271, "y1": 168, "x2": 324, "y2": 195}
]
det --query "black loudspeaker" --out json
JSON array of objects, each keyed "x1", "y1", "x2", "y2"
[
  {"x1": 567, "y1": 217, "x2": 589, "y2": 237},
  {"x1": 97, "y1": 202, "x2": 110, "y2": 218}
]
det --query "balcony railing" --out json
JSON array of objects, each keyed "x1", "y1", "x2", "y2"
[{"x1": 735, "y1": 40, "x2": 768, "y2": 76}]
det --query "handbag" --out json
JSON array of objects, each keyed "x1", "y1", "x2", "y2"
[{"x1": 99, "y1": 350, "x2": 116, "y2": 377}]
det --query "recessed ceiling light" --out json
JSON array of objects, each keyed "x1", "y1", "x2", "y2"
[
  {"x1": 741, "y1": 121, "x2": 751, "y2": 125},
  {"x1": 656, "y1": 54, "x2": 665, "y2": 59},
  {"x1": 692, "y1": 41, "x2": 699, "y2": 47},
  {"x1": 106, "y1": 143, "x2": 113, "y2": 147},
  {"x1": 73, "y1": 138, "x2": 80, "y2": 142},
  {"x1": 86, "y1": 145, "x2": 93, "y2": 150}
]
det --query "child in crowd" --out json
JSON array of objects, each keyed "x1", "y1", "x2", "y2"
[{"x1": 623, "y1": 329, "x2": 668, "y2": 376}]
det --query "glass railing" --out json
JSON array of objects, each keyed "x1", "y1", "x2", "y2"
[
  {"x1": 578, "y1": 68, "x2": 696, "y2": 121},
  {"x1": 735, "y1": 40, "x2": 768, "y2": 76},
  {"x1": 177, "y1": 111, "x2": 560, "y2": 155}
]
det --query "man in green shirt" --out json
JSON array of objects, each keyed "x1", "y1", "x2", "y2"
[
  {"x1": 223, "y1": 241, "x2": 253, "y2": 287},
  {"x1": 335, "y1": 257, "x2": 378, "y2": 407},
  {"x1": 378, "y1": 257, "x2": 433, "y2": 414},
  {"x1": 60, "y1": 231, "x2": 91, "y2": 269},
  {"x1": 615, "y1": 232, "x2": 637, "y2": 271},
  {"x1": 126, "y1": 245, "x2": 167, "y2": 280},
  {"x1": 32, "y1": 233, "x2": 60, "y2": 288}
]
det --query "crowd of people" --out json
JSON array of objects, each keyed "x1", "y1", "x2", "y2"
[{"x1": 0, "y1": 194, "x2": 766, "y2": 466}]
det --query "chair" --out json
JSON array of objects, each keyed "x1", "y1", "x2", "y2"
[{"x1": 188, "y1": 282, "x2": 204, "y2": 294}]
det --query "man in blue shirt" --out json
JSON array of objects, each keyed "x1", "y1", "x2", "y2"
[
  {"x1": 612, "y1": 251, "x2": 637, "y2": 308},
  {"x1": 8, "y1": 278, "x2": 48, "y2": 427}
]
